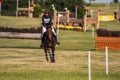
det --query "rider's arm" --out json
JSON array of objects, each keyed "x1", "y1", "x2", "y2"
[
  {"x1": 49, "y1": 16, "x2": 53, "y2": 26},
  {"x1": 42, "y1": 16, "x2": 45, "y2": 26}
]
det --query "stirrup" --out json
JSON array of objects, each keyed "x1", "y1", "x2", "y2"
[
  {"x1": 40, "y1": 45, "x2": 43, "y2": 48},
  {"x1": 40, "y1": 43, "x2": 44, "y2": 48},
  {"x1": 56, "y1": 42, "x2": 60, "y2": 45}
]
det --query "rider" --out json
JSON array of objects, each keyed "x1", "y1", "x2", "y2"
[{"x1": 40, "y1": 10, "x2": 60, "y2": 48}]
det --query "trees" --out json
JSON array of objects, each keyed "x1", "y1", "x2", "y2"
[
  {"x1": 44, "y1": 0, "x2": 85, "y2": 18},
  {"x1": 113, "y1": 0, "x2": 119, "y2": 3},
  {"x1": 2, "y1": 0, "x2": 28, "y2": 16},
  {"x1": 90, "y1": 0, "x2": 92, "y2": 5},
  {"x1": 1, "y1": 0, "x2": 85, "y2": 18},
  {"x1": 2, "y1": 0, "x2": 16, "y2": 16},
  {"x1": 33, "y1": 4, "x2": 42, "y2": 17},
  {"x1": 89, "y1": 0, "x2": 95, "y2": 5},
  {"x1": 1, "y1": 0, "x2": 42, "y2": 17}
]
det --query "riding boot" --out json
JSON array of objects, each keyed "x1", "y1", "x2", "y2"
[
  {"x1": 40, "y1": 37, "x2": 44, "y2": 48},
  {"x1": 54, "y1": 35, "x2": 60, "y2": 45}
]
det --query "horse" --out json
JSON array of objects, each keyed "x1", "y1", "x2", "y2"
[{"x1": 43, "y1": 27, "x2": 56, "y2": 63}]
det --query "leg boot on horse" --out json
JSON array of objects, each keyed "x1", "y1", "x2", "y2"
[{"x1": 50, "y1": 53, "x2": 55, "y2": 63}]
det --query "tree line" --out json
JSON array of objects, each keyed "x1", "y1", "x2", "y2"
[
  {"x1": 1, "y1": 0, "x2": 118, "y2": 18},
  {"x1": 1, "y1": 0, "x2": 85, "y2": 18}
]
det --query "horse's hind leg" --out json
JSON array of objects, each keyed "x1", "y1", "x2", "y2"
[
  {"x1": 50, "y1": 48, "x2": 55, "y2": 63},
  {"x1": 50, "y1": 53, "x2": 55, "y2": 63}
]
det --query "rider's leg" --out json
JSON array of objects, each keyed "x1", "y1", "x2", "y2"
[
  {"x1": 51, "y1": 26, "x2": 60, "y2": 45},
  {"x1": 40, "y1": 26, "x2": 46, "y2": 48}
]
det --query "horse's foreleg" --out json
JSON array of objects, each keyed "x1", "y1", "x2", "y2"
[
  {"x1": 44, "y1": 49, "x2": 49, "y2": 61},
  {"x1": 50, "y1": 53, "x2": 55, "y2": 63},
  {"x1": 50, "y1": 47, "x2": 55, "y2": 63},
  {"x1": 45, "y1": 53, "x2": 49, "y2": 61}
]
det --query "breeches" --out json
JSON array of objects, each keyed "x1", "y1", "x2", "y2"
[{"x1": 41, "y1": 26, "x2": 56, "y2": 38}]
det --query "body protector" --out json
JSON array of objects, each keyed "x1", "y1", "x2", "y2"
[{"x1": 41, "y1": 15, "x2": 56, "y2": 38}]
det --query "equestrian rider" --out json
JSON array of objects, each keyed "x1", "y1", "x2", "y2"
[{"x1": 40, "y1": 10, "x2": 60, "y2": 48}]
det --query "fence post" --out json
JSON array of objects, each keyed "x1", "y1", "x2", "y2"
[
  {"x1": 88, "y1": 50, "x2": 91, "y2": 80},
  {"x1": 105, "y1": 46, "x2": 108, "y2": 75},
  {"x1": 92, "y1": 27, "x2": 94, "y2": 37},
  {"x1": 16, "y1": 0, "x2": 19, "y2": 17},
  {"x1": 28, "y1": 0, "x2": 30, "y2": 17}
]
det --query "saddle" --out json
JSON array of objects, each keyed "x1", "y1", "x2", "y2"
[{"x1": 42, "y1": 31, "x2": 56, "y2": 43}]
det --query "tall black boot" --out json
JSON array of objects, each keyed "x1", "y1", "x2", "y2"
[
  {"x1": 40, "y1": 37, "x2": 44, "y2": 48},
  {"x1": 54, "y1": 35, "x2": 60, "y2": 45}
]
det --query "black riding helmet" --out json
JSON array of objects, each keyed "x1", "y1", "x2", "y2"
[{"x1": 44, "y1": 10, "x2": 49, "y2": 14}]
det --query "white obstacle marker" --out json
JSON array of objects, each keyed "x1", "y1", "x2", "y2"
[
  {"x1": 105, "y1": 46, "x2": 108, "y2": 75},
  {"x1": 88, "y1": 50, "x2": 91, "y2": 80},
  {"x1": 88, "y1": 46, "x2": 109, "y2": 80},
  {"x1": 92, "y1": 27, "x2": 94, "y2": 37}
]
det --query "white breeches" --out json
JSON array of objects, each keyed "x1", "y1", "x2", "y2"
[{"x1": 41, "y1": 26, "x2": 56, "y2": 38}]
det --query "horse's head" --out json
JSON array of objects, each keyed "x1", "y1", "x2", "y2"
[{"x1": 46, "y1": 27, "x2": 53, "y2": 41}]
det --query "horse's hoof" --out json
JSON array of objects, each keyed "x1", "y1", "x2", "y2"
[
  {"x1": 40, "y1": 45, "x2": 44, "y2": 49},
  {"x1": 46, "y1": 58, "x2": 49, "y2": 62},
  {"x1": 50, "y1": 60, "x2": 55, "y2": 63},
  {"x1": 50, "y1": 61, "x2": 55, "y2": 63},
  {"x1": 57, "y1": 42, "x2": 60, "y2": 45}
]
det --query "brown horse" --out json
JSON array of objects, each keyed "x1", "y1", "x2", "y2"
[{"x1": 43, "y1": 27, "x2": 56, "y2": 63}]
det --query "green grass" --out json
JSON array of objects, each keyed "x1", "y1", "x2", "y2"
[
  {"x1": 0, "y1": 38, "x2": 40, "y2": 49},
  {"x1": 0, "y1": 49, "x2": 119, "y2": 80},
  {"x1": 58, "y1": 30, "x2": 96, "y2": 50},
  {"x1": 0, "y1": 16, "x2": 41, "y2": 28},
  {"x1": 90, "y1": 3, "x2": 120, "y2": 15},
  {"x1": 100, "y1": 21, "x2": 120, "y2": 31},
  {"x1": 0, "y1": 71, "x2": 119, "y2": 80},
  {"x1": 0, "y1": 30, "x2": 96, "y2": 51}
]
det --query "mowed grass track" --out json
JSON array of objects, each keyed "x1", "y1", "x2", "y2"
[{"x1": 0, "y1": 49, "x2": 120, "y2": 80}]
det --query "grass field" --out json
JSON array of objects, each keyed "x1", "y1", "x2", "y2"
[
  {"x1": 0, "y1": 16, "x2": 41, "y2": 28},
  {"x1": 0, "y1": 29, "x2": 120, "y2": 80},
  {"x1": 0, "y1": 49, "x2": 120, "y2": 80},
  {"x1": 0, "y1": 3, "x2": 120, "y2": 80}
]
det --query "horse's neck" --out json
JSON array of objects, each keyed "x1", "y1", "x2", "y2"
[{"x1": 47, "y1": 28, "x2": 53, "y2": 38}]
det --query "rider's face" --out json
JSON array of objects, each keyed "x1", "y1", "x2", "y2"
[{"x1": 45, "y1": 13, "x2": 49, "y2": 17}]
